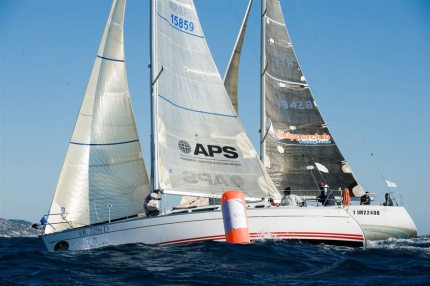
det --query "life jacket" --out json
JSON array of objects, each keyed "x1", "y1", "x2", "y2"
[{"x1": 343, "y1": 188, "x2": 351, "y2": 206}]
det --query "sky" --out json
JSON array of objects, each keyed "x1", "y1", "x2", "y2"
[{"x1": 1, "y1": 0, "x2": 429, "y2": 235}]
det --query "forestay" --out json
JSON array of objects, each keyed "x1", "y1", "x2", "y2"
[
  {"x1": 151, "y1": 0, "x2": 279, "y2": 200},
  {"x1": 46, "y1": 0, "x2": 151, "y2": 234}
]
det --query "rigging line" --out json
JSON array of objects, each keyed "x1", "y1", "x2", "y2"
[
  {"x1": 308, "y1": 168, "x2": 320, "y2": 194},
  {"x1": 288, "y1": 122, "x2": 328, "y2": 190},
  {"x1": 256, "y1": 155, "x2": 277, "y2": 200},
  {"x1": 260, "y1": 124, "x2": 270, "y2": 143},
  {"x1": 300, "y1": 138, "x2": 326, "y2": 190},
  {"x1": 294, "y1": 0, "x2": 391, "y2": 192},
  {"x1": 152, "y1": 66, "x2": 164, "y2": 85},
  {"x1": 264, "y1": 118, "x2": 326, "y2": 192}
]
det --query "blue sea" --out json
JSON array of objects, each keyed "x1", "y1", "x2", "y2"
[{"x1": 1, "y1": 236, "x2": 429, "y2": 285}]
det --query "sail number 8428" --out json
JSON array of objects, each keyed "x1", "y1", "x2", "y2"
[{"x1": 278, "y1": 100, "x2": 313, "y2": 110}]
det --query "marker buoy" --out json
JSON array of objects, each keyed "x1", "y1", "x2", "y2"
[{"x1": 221, "y1": 190, "x2": 250, "y2": 244}]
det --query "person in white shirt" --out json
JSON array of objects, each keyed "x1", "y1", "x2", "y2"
[
  {"x1": 144, "y1": 189, "x2": 162, "y2": 217},
  {"x1": 280, "y1": 187, "x2": 303, "y2": 206}
]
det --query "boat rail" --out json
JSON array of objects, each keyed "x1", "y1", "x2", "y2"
[
  {"x1": 299, "y1": 191, "x2": 405, "y2": 206},
  {"x1": 38, "y1": 212, "x2": 73, "y2": 235}
]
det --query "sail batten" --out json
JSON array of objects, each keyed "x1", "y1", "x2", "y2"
[
  {"x1": 70, "y1": 139, "x2": 139, "y2": 146},
  {"x1": 158, "y1": 94, "x2": 237, "y2": 118},
  {"x1": 266, "y1": 16, "x2": 286, "y2": 27},
  {"x1": 265, "y1": 72, "x2": 309, "y2": 87},
  {"x1": 96, "y1": 55, "x2": 125, "y2": 62}
]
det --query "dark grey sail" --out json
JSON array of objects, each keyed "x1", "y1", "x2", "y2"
[{"x1": 260, "y1": 0, "x2": 362, "y2": 198}]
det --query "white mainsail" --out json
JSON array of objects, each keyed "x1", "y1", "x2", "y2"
[
  {"x1": 151, "y1": 0, "x2": 279, "y2": 200},
  {"x1": 46, "y1": 0, "x2": 151, "y2": 234}
]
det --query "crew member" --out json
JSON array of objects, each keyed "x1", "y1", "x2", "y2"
[{"x1": 144, "y1": 189, "x2": 162, "y2": 217}]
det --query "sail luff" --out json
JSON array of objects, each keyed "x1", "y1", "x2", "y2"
[
  {"x1": 45, "y1": 0, "x2": 151, "y2": 234},
  {"x1": 223, "y1": 0, "x2": 253, "y2": 114}
]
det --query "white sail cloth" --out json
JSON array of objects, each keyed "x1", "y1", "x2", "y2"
[
  {"x1": 152, "y1": 0, "x2": 279, "y2": 200},
  {"x1": 46, "y1": 0, "x2": 151, "y2": 234}
]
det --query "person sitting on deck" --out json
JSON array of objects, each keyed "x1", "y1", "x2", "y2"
[
  {"x1": 382, "y1": 193, "x2": 393, "y2": 206},
  {"x1": 280, "y1": 187, "x2": 303, "y2": 206},
  {"x1": 317, "y1": 182, "x2": 336, "y2": 206},
  {"x1": 268, "y1": 198, "x2": 278, "y2": 207},
  {"x1": 144, "y1": 189, "x2": 162, "y2": 217},
  {"x1": 360, "y1": 192, "x2": 371, "y2": 205}
]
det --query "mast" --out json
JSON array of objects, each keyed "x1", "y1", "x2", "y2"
[
  {"x1": 260, "y1": 0, "x2": 267, "y2": 164},
  {"x1": 150, "y1": 0, "x2": 158, "y2": 190}
]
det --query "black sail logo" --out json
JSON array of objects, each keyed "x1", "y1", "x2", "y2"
[
  {"x1": 178, "y1": 140, "x2": 243, "y2": 187},
  {"x1": 178, "y1": 140, "x2": 239, "y2": 159},
  {"x1": 178, "y1": 140, "x2": 192, "y2": 154}
]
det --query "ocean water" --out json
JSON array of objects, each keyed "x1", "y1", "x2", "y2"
[{"x1": 1, "y1": 236, "x2": 429, "y2": 286}]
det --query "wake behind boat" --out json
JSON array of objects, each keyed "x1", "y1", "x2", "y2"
[
  {"x1": 38, "y1": 0, "x2": 365, "y2": 251},
  {"x1": 224, "y1": 0, "x2": 417, "y2": 240}
]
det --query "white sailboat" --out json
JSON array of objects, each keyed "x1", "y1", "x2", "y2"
[
  {"x1": 40, "y1": 0, "x2": 366, "y2": 251},
  {"x1": 223, "y1": 0, "x2": 416, "y2": 240}
]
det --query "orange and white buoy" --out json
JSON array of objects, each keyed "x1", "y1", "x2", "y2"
[{"x1": 221, "y1": 190, "x2": 250, "y2": 244}]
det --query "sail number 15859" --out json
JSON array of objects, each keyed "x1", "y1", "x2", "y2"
[{"x1": 171, "y1": 14, "x2": 194, "y2": 32}]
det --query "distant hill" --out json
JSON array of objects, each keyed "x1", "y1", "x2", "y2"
[{"x1": 0, "y1": 218, "x2": 40, "y2": 237}]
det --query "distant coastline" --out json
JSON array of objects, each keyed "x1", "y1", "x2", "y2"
[{"x1": 0, "y1": 218, "x2": 39, "y2": 237}]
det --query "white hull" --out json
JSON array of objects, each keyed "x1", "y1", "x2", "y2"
[
  {"x1": 41, "y1": 207, "x2": 365, "y2": 251},
  {"x1": 346, "y1": 205, "x2": 417, "y2": 240}
]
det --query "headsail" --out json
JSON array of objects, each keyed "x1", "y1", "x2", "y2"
[
  {"x1": 46, "y1": 0, "x2": 151, "y2": 234},
  {"x1": 260, "y1": 0, "x2": 363, "y2": 197},
  {"x1": 151, "y1": 0, "x2": 279, "y2": 200},
  {"x1": 223, "y1": 0, "x2": 253, "y2": 114}
]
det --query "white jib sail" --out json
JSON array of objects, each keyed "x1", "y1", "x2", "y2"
[{"x1": 46, "y1": 0, "x2": 151, "y2": 234}]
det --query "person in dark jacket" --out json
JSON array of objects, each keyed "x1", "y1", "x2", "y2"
[
  {"x1": 383, "y1": 193, "x2": 393, "y2": 206},
  {"x1": 360, "y1": 192, "x2": 371, "y2": 205},
  {"x1": 317, "y1": 181, "x2": 336, "y2": 206},
  {"x1": 144, "y1": 189, "x2": 162, "y2": 216}
]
